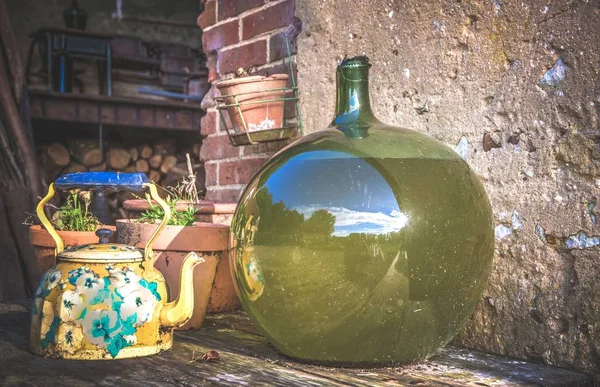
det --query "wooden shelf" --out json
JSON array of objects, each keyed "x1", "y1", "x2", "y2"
[{"x1": 29, "y1": 89, "x2": 203, "y2": 132}]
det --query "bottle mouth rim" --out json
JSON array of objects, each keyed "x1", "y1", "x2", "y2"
[{"x1": 338, "y1": 55, "x2": 372, "y2": 69}]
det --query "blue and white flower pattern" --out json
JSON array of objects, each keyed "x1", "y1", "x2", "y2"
[
  {"x1": 55, "y1": 322, "x2": 84, "y2": 354},
  {"x1": 34, "y1": 268, "x2": 62, "y2": 298},
  {"x1": 108, "y1": 266, "x2": 140, "y2": 298},
  {"x1": 32, "y1": 268, "x2": 63, "y2": 316},
  {"x1": 71, "y1": 268, "x2": 111, "y2": 306},
  {"x1": 57, "y1": 289, "x2": 86, "y2": 322},
  {"x1": 81, "y1": 309, "x2": 121, "y2": 346},
  {"x1": 33, "y1": 265, "x2": 162, "y2": 358}
]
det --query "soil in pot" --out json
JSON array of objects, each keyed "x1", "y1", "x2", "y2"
[
  {"x1": 116, "y1": 219, "x2": 229, "y2": 329},
  {"x1": 29, "y1": 225, "x2": 116, "y2": 273},
  {"x1": 216, "y1": 74, "x2": 289, "y2": 133}
]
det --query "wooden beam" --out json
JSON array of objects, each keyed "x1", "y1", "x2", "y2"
[
  {"x1": 29, "y1": 89, "x2": 203, "y2": 132},
  {"x1": 0, "y1": 40, "x2": 43, "y2": 207},
  {"x1": 0, "y1": 0, "x2": 25, "y2": 101}
]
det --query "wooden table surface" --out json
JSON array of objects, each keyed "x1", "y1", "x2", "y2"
[{"x1": 0, "y1": 302, "x2": 596, "y2": 386}]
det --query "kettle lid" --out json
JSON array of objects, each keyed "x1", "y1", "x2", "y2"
[
  {"x1": 58, "y1": 243, "x2": 143, "y2": 262},
  {"x1": 57, "y1": 228, "x2": 143, "y2": 262}
]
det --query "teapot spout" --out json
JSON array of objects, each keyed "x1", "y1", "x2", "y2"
[{"x1": 159, "y1": 252, "x2": 205, "y2": 328}]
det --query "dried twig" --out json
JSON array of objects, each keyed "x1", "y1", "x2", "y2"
[
  {"x1": 175, "y1": 153, "x2": 199, "y2": 204},
  {"x1": 190, "y1": 350, "x2": 221, "y2": 363}
]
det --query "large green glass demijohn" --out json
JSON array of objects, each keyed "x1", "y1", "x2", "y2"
[{"x1": 230, "y1": 56, "x2": 494, "y2": 366}]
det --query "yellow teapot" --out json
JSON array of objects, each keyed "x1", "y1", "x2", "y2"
[{"x1": 29, "y1": 172, "x2": 204, "y2": 360}]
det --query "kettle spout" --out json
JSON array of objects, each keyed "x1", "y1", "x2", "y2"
[{"x1": 159, "y1": 252, "x2": 205, "y2": 328}]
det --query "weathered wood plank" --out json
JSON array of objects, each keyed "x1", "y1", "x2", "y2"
[
  {"x1": 0, "y1": 303, "x2": 596, "y2": 387},
  {"x1": 189, "y1": 313, "x2": 599, "y2": 387}
]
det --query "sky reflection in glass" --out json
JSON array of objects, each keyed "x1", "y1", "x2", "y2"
[{"x1": 263, "y1": 150, "x2": 409, "y2": 237}]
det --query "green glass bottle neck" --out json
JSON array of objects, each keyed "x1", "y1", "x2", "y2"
[{"x1": 331, "y1": 64, "x2": 379, "y2": 138}]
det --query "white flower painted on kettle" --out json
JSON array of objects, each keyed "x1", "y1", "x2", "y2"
[
  {"x1": 119, "y1": 286, "x2": 157, "y2": 326},
  {"x1": 75, "y1": 271, "x2": 111, "y2": 306},
  {"x1": 57, "y1": 289, "x2": 86, "y2": 322},
  {"x1": 46, "y1": 268, "x2": 62, "y2": 290},
  {"x1": 80, "y1": 309, "x2": 121, "y2": 347},
  {"x1": 40, "y1": 301, "x2": 56, "y2": 341},
  {"x1": 123, "y1": 335, "x2": 137, "y2": 346},
  {"x1": 35, "y1": 268, "x2": 63, "y2": 299},
  {"x1": 68, "y1": 266, "x2": 93, "y2": 283},
  {"x1": 108, "y1": 266, "x2": 141, "y2": 298},
  {"x1": 55, "y1": 322, "x2": 84, "y2": 354}
]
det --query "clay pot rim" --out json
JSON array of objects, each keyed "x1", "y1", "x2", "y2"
[
  {"x1": 29, "y1": 224, "x2": 116, "y2": 234},
  {"x1": 122, "y1": 199, "x2": 236, "y2": 214},
  {"x1": 29, "y1": 224, "x2": 117, "y2": 248},
  {"x1": 116, "y1": 219, "x2": 229, "y2": 251},
  {"x1": 116, "y1": 219, "x2": 229, "y2": 230},
  {"x1": 215, "y1": 74, "x2": 289, "y2": 89}
]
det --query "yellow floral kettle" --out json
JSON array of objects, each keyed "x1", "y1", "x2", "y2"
[{"x1": 29, "y1": 172, "x2": 205, "y2": 360}]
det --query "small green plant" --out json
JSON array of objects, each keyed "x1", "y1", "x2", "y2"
[
  {"x1": 51, "y1": 191, "x2": 100, "y2": 232},
  {"x1": 136, "y1": 155, "x2": 202, "y2": 227},
  {"x1": 137, "y1": 195, "x2": 196, "y2": 227}
]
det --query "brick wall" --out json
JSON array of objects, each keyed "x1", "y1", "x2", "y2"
[{"x1": 197, "y1": 0, "x2": 300, "y2": 202}]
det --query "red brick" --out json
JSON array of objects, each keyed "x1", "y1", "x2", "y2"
[
  {"x1": 218, "y1": 40, "x2": 267, "y2": 75},
  {"x1": 241, "y1": 0, "x2": 294, "y2": 40},
  {"x1": 219, "y1": 157, "x2": 269, "y2": 185},
  {"x1": 254, "y1": 61, "x2": 296, "y2": 82},
  {"x1": 269, "y1": 18, "x2": 301, "y2": 62},
  {"x1": 204, "y1": 162, "x2": 219, "y2": 186},
  {"x1": 205, "y1": 52, "x2": 219, "y2": 84},
  {"x1": 201, "y1": 110, "x2": 218, "y2": 136},
  {"x1": 206, "y1": 188, "x2": 243, "y2": 202},
  {"x1": 201, "y1": 84, "x2": 219, "y2": 110},
  {"x1": 198, "y1": 1, "x2": 217, "y2": 29},
  {"x1": 200, "y1": 134, "x2": 239, "y2": 161},
  {"x1": 218, "y1": 0, "x2": 265, "y2": 21},
  {"x1": 202, "y1": 19, "x2": 239, "y2": 53}
]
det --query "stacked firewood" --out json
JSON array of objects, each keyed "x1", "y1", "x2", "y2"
[
  {"x1": 39, "y1": 139, "x2": 205, "y2": 221},
  {"x1": 40, "y1": 139, "x2": 202, "y2": 187}
]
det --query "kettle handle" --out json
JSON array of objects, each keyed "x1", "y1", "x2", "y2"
[{"x1": 37, "y1": 172, "x2": 170, "y2": 265}]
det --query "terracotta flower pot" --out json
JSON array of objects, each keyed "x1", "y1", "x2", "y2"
[
  {"x1": 29, "y1": 225, "x2": 116, "y2": 274},
  {"x1": 116, "y1": 219, "x2": 229, "y2": 329},
  {"x1": 122, "y1": 199, "x2": 240, "y2": 313},
  {"x1": 123, "y1": 199, "x2": 236, "y2": 225},
  {"x1": 215, "y1": 74, "x2": 289, "y2": 133}
]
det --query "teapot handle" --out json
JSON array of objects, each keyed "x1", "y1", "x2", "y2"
[{"x1": 37, "y1": 172, "x2": 170, "y2": 264}]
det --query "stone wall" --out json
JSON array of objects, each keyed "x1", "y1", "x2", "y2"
[
  {"x1": 296, "y1": 0, "x2": 600, "y2": 374},
  {"x1": 198, "y1": 0, "x2": 299, "y2": 202}
]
